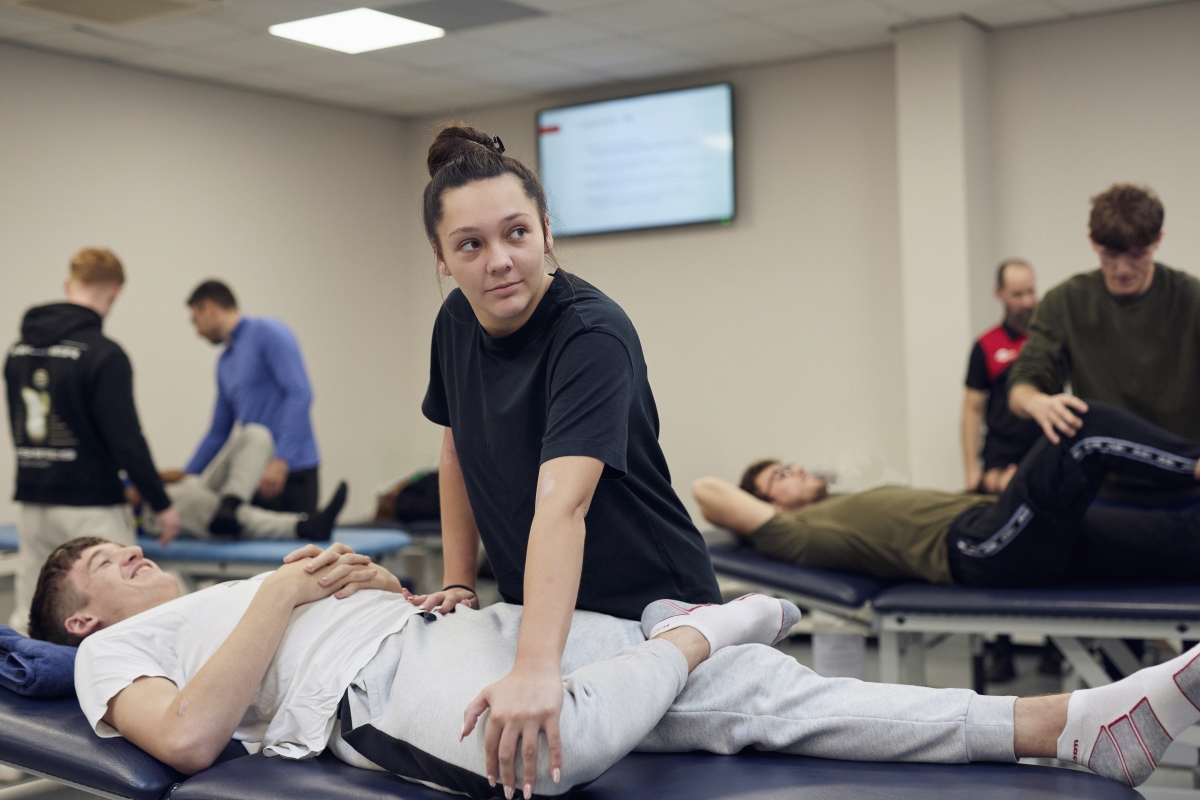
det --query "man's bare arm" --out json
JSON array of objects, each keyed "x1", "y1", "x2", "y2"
[
  {"x1": 692, "y1": 477, "x2": 777, "y2": 536},
  {"x1": 961, "y1": 389, "x2": 986, "y2": 491},
  {"x1": 103, "y1": 554, "x2": 379, "y2": 774}
]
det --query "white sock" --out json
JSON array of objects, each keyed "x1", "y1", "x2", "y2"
[
  {"x1": 1057, "y1": 642, "x2": 1200, "y2": 786},
  {"x1": 642, "y1": 594, "x2": 800, "y2": 654}
]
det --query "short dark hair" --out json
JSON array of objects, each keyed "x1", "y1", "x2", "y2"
[
  {"x1": 28, "y1": 537, "x2": 110, "y2": 647},
  {"x1": 996, "y1": 258, "x2": 1031, "y2": 289},
  {"x1": 186, "y1": 280, "x2": 237, "y2": 310},
  {"x1": 1089, "y1": 184, "x2": 1164, "y2": 253},
  {"x1": 739, "y1": 459, "x2": 779, "y2": 501}
]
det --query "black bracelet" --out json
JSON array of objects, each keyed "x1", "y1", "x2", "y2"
[{"x1": 442, "y1": 584, "x2": 477, "y2": 596}]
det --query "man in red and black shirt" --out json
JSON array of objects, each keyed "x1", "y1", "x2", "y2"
[{"x1": 961, "y1": 259, "x2": 1048, "y2": 494}]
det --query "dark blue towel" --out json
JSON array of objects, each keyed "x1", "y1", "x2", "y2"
[{"x1": 0, "y1": 625, "x2": 76, "y2": 697}]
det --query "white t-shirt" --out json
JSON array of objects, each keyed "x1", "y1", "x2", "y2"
[{"x1": 75, "y1": 573, "x2": 423, "y2": 759}]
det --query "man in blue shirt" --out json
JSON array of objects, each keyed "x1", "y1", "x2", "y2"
[{"x1": 184, "y1": 280, "x2": 321, "y2": 526}]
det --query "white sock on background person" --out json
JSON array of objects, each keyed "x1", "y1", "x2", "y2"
[
  {"x1": 1058, "y1": 643, "x2": 1200, "y2": 786},
  {"x1": 641, "y1": 594, "x2": 801, "y2": 653}
]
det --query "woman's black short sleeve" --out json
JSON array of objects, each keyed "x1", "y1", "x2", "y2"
[{"x1": 420, "y1": 272, "x2": 721, "y2": 620}]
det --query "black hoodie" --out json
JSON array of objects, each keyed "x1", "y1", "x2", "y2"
[{"x1": 5, "y1": 303, "x2": 170, "y2": 511}]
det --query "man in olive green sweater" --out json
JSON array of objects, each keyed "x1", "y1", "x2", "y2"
[
  {"x1": 694, "y1": 403, "x2": 1200, "y2": 588},
  {"x1": 1007, "y1": 184, "x2": 1200, "y2": 503}
]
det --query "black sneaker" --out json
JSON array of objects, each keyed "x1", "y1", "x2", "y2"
[
  {"x1": 296, "y1": 482, "x2": 348, "y2": 541},
  {"x1": 208, "y1": 495, "x2": 244, "y2": 537}
]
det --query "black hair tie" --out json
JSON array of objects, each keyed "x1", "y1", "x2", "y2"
[
  {"x1": 492, "y1": 135, "x2": 505, "y2": 154},
  {"x1": 442, "y1": 584, "x2": 476, "y2": 596}
]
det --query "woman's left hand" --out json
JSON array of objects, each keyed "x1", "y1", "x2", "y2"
[{"x1": 462, "y1": 666, "x2": 563, "y2": 799}]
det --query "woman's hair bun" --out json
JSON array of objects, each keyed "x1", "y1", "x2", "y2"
[{"x1": 427, "y1": 124, "x2": 498, "y2": 178}]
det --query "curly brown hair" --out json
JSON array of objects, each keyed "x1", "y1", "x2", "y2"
[
  {"x1": 28, "y1": 537, "x2": 109, "y2": 647},
  {"x1": 1089, "y1": 184, "x2": 1163, "y2": 254}
]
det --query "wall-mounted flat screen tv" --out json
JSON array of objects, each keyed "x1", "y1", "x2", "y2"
[{"x1": 537, "y1": 83, "x2": 734, "y2": 237}]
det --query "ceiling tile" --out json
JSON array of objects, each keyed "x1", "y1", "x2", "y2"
[
  {"x1": 192, "y1": 31, "x2": 329, "y2": 67},
  {"x1": 212, "y1": 66, "x2": 327, "y2": 93},
  {"x1": 0, "y1": 7, "x2": 65, "y2": 38},
  {"x1": 697, "y1": 32, "x2": 825, "y2": 66},
  {"x1": 803, "y1": 23, "x2": 894, "y2": 48},
  {"x1": 454, "y1": 16, "x2": 618, "y2": 55},
  {"x1": 594, "y1": 48, "x2": 710, "y2": 78},
  {"x1": 572, "y1": 0, "x2": 732, "y2": 34},
  {"x1": 205, "y1": 0, "x2": 347, "y2": 34},
  {"x1": 877, "y1": 0, "x2": 992, "y2": 16},
  {"x1": 699, "y1": 0, "x2": 829, "y2": 12},
  {"x1": 380, "y1": 0, "x2": 546, "y2": 32},
  {"x1": 505, "y1": 0, "x2": 633, "y2": 12},
  {"x1": 272, "y1": 52, "x2": 420, "y2": 85},
  {"x1": 969, "y1": 0, "x2": 1067, "y2": 26},
  {"x1": 98, "y1": 16, "x2": 251, "y2": 49},
  {"x1": 758, "y1": 1, "x2": 910, "y2": 35},
  {"x1": 118, "y1": 48, "x2": 237, "y2": 77},
  {"x1": 18, "y1": 27, "x2": 158, "y2": 62},
  {"x1": 363, "y1": 32, "x2": 516, "y2": 69},
  {"x1": 453, "y1": 54, "x2": 603, "y2": 91},
  {"x1": 647, "y1": 16, "x2": 801, "y2": 52},
  {"x1": 548, "y1": 37, "x2": 689, "y2": 71},
  {"x1": 1051, "y1": 0, "x2": 1164, "y2": 12}
]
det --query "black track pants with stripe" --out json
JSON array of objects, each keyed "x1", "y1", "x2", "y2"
[{"x1": 948, "y1": 400, "x2": 1200, "y2": 587}]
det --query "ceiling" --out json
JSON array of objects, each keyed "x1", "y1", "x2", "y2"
[{"x1": 0, "y1": 0, "x2": 1175, "y2": 118}]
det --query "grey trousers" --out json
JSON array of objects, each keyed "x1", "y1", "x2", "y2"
[
  {"x1": 9, "y1": 504, "x2": 134, "y2": 633},
  {"x1": 143, "y1": 424, "x2": 300, "y2": 540},
  {"x1": 328, "y1": 604, "x2": 1016, "y2": 799}
]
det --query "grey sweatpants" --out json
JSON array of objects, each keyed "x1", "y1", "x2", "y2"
[
  {"x1": 142, "y1": 424, "x2": 300, "y2": 540},
  {"x1": 328, "y1": 604, "x2": 1016, "y2": 798}
]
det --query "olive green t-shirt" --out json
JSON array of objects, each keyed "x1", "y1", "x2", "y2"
[{"x1": 748, "y1": 486, "x2": 994, "y2": 584}]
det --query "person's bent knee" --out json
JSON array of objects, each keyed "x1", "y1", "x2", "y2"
[{"x1": 240, "y1": 423, "x2": 275, "y2": 449}]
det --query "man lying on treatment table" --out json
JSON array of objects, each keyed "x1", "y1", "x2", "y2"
[
  {"x1": 29, "y1": 533, "x2": 1200, "y2": 796},
  {"x1": 696, "y1": 401, "x2": 1200, "y2": 588}
]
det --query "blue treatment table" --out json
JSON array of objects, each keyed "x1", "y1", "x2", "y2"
[
  {"x1": 0, "y1": 686, "x2": 1139, "y2": 800},
  {"x1": 708, "y1": 541, "x2": 884, "y2": 618},
  {"x1": 0, "y1": 526, "x2": 17, "y2": 579},
  {"x1": 705, "y1": 535, "x2": 886, "y2": 644},
  {"x1": 872, "y1": 582, "x2": 1200, "y2": 689},
  {"x1": 0, "y1": 523, "x2": 412, "y2": 591},
  {"x1": 136, "y1": 528, "x2": 412, "y2": 590}
]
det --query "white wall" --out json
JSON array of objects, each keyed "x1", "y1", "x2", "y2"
[
  {"x1": 401, "y1": 49, "x2": 909, "y2": 519},
  {"x1": 990, "y1": 0, "x2": 1200, "y2": 293},
  {"x1": 0, "y1": 43, "x2": 413, "y2": 524}
]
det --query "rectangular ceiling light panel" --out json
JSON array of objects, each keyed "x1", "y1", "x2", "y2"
[{"x1": 269, "y1": 8, "x2": 444, "y2": 54}]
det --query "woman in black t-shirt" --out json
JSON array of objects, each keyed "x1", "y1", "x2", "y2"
[{"x1": 407, "y1": 124, "x2": 720, "y2": 795}]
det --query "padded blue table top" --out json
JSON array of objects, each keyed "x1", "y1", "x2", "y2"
[
  {"x1": 171, "y1": 749, "x2": 1138, "y2": 800},
  {"x1": 1, "y1": 683, "x2": 1138, "y2": 800},
  {"x1": 137, "y1": 528, "x2": 410, "y2": 564},
  {"x1": 874, "y1": 582, "x2": 1200, "y2": 620},
  {"x1": 708, "y1": 542, "x2": 884, "y2": 608},
  {"x1": 0, "y1": 685, "x2": 182, "y2": 800}
]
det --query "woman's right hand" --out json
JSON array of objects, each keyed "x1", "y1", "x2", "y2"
[{"x1": 402, "y1": 586, "x2": 477, "y2": 613}]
